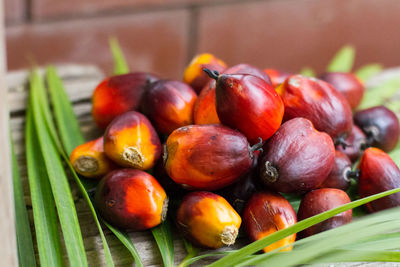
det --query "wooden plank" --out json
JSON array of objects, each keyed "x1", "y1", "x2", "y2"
[{"x1": 0, "y1": 0, "x2": 18, "y2": 265}]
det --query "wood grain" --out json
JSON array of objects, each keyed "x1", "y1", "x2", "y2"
[{"x1": 0, "y1": 0, "x2": 18, "y2": 265}]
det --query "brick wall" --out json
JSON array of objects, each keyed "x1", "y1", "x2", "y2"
[{"x1": 5, "y1": 0, "x2": 400, "y2": 79}]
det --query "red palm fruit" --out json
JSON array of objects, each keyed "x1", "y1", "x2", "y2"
[
  {"x1": 354, "y1": 106, "x2": 400, "y2": 152},
  {"x1": 140, "y1": 80, "x2": 197, "y2": 135},
  {"x1": 243, "y1": 191, "x2": 297, "y2": 252},
  {"x1": 104, "y1": 111, "x2": 161, "y2": 170},
  {"x1": 193, "y1": 80, "x2": 220, "y2": 125},
  {"x1": 319, "y1": 72, "x2": 365, "y2": 109},
  {"x1": 259, "y1": 118, "x2": 335, "y2": 193},
  {"x1": 69, "y1": 137, "x2": 116, "y2": 178},
  {"x1": 277, "y1": 75, "x2": 353, "y2": 142},
  {"x1": 92, "y1": 72, "x2": 158, "y2": 129},
  {"x1": 193, "y1": 63, "x2": 273, "y2": 125},
  {"x1": 263, "y1": 68, "x2": 291, "y2": 88},
  {"x1": 336, "y1": 125, "x2": 367, "y2": 162},
  {"x1": 204, "y1": 69, "x2": 284, "y2": 144},
  {"x1": 176, "y1": 191, "x2": 241, "y2": 249},
  {"x1": 319, "y1": 151, "x2": 357, "y2": 191},
  {"x1": 183, "y1": 53, "x2": 227, "y2": 93},
  {"x1": 95, "y1": 169, "x2": 168, "y2": 230},
  {"x1": 224, "y1": 63, "x2": 272, "y2": 85},
  {"x1": 297, "y1": 188, "x2": 352, "y2": 238},
  {"x1": 358, "y1": 147, "x2": 400, "y2": 212},
  {"x1": 164, "y1": 124, "x2": 262, "y2": 190}
]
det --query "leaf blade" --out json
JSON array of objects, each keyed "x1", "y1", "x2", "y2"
[
  {"x1": 326, "y1": 45, "x2": 355, "y2": 72},
  {"x1": 109, "y1": 37, "x2": 130, "y2": 75},
  {"x1": 30, "y1": 70, "x2": 88, "y2": 266},
  {"x1": 355, "y1": 63, "x2": 383, "y2": 82},
  {"x1": 46, "y1": 66, "x2": 148, "y2": 267},
  {"x1": 104, "y1": 221, "x2": 144, "y2": 267},
  {"x1": 25, "y1": 102, "x2": 63, "y2": 267},
  {"x1": 46, "y1": 66, "x2": 85, "y2": 154},
  {"x1": 11, "y1": 132, "x2": 37, "y2": 267},
  {"x1": 151, "y1": 220, "x2": 175, "y2": 267}
]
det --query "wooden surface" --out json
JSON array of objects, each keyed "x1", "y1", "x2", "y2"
[
  {"x1": 8, "y1": 64, "x2": 400, "y2": 267},
  {"x1": 0, "y1": 0, "x2": 18, "y2": 265}
]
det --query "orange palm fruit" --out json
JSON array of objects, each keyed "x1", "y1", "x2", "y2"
[
  {"x1": 243, "y1": 191, "x2": 297, "y2": 253},
  {"x1": 176, "y1": 191, "x2": 241, "y2": 249},
  {"x1": 91, "y1": 72, "x2": 158, "y2": 129},
  {"x1": 69, "y1": 137, "x2": 116, "y2": 178},
  {"x1": 104, "y1": 111, "x2": 161, "y2": 170},
  {"x1": 164, "y1": 124, "x2": 261, "y2": 190},
  {"x1": 95, "y1": 169, "x2": 168, "y2": 230},
  {"x1": 193, "y1": 80, "x2": 220, "y2": 125},
  {"x1": 183, "y1": 53, "x2": 227, "y2": 93},
  {"x1": 140, "y1": 80, "x2": 197, "y2": 135},
  {"x1": 263, "y1": 68, "x2": 291, "y2": 88}
]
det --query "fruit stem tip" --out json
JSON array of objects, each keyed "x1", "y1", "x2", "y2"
[
  {"x1": 203, "y1": 68, "x2": 219, "y2": 80},
  {"x1": 250, "y1": 137, "x2": 264, "y2": 153}
]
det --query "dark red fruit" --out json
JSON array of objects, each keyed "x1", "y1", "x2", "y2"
[
  {"x1": 277, "y1": 75, "x2": 353, "y2": 142},
  {"x1": 259, "y1": 118, "x2": 335, "y2": 193},
  {"x1": 354, "y1": 106, "x2": 400, "y2": 152},
  {"x1": 164, "y1": 124, "x2": 262, "y2": 190},
  {"x1": 216, "y1": 154, "x2": 261, "y2": 214},
  {"x1": 92, "y1": 72, "x2": 158, "y2": 129},
  {"x1": 297, "y1": 188, "x2": 352, "y2": 238},
  {"x1": 319, "y1": 151, "x2": 357, "y2": 191},
  {"x1": 336, "y1": 125, "x2": 367, "y2": 162},
  {"x1": 358, "y1": 147, "x2": 400, "y2": 212},
  {"x1": 224, "y1": 64, "x2": 272, "y2": 85},
  {"x1": 204, "y1": 69, "x2": 284, "y2": 144},
  {"x1": 319, "y1": 72, "x2": 365, "y2": 109},
  {"x1": 95, "y1": 169, "x2": 168, "y2": 230},
  {"x1": 263, "y1": 69, "x2": 291, "y2": 88},
  {"x1": 140, "y1": 80, "x2": 197, "y2": 135},
  {"x1": 193, "y1": 64, "x2": 273, "y2": 125}
]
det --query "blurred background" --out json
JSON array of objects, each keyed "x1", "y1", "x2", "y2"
[{"x1": 5, "y1": 0, "x2": 400, "y2": 79}]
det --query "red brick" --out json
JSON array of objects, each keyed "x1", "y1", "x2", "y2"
[
  {"x1": 31, "y1": 0, "x2": 231, "y2": 20},
  {"x1": 197, "y1": 0, "x2": 400, "y2": 74},
  {"x1": 5, "y1": 0, "x2": 26, "y2": 25},
  {"x1": 6, "y1": 9, "x2": 190, "y2": 80}
]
